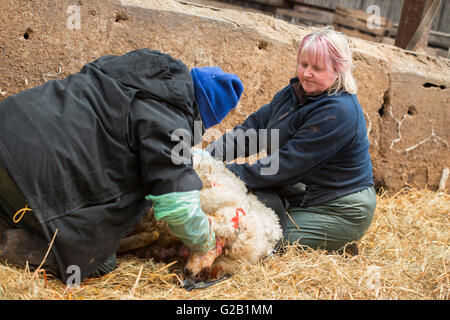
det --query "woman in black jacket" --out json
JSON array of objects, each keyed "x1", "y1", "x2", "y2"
[
  {"x1": 0, "y1": 49, "x2": 243, "y2": 282},
  {"x1": 206, "y1": 27, "x2": 376, "y2": 254}
]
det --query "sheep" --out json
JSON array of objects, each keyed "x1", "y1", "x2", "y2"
[
  {"x1": 186, "y1": 151, "x2": 283, "y2": 276},
  {"x1": 118, "y1": 149, "x2": 283, "y2": 279}
]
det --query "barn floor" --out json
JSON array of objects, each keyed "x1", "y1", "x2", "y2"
[{"x1": 0, "y1": 188, "x2": 448, "y2": 300}]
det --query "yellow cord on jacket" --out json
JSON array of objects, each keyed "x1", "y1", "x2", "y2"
[{"x1": 13, "y1": 204, "x2": 32, "y2": 223}]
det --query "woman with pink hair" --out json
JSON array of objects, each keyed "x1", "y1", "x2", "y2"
[{"x1": 206, "y1": 27, "x2": 376, "y2": 255}]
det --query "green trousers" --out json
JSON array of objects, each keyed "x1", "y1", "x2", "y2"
[{"x1": 283, "y1": 186, "x2": 376, "y2": 252}]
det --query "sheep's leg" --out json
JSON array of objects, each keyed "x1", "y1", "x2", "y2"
[{"x1": 117, "y1": 231, "x2": 159, "y2": 253}]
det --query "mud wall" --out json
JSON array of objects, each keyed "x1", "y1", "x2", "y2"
[{"x1": 0, "y1": 0, "x2": 449, "y2": 192}]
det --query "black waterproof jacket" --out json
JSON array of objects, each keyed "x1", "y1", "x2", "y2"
[{"x1": 0, "y1": 49, "x2": 203, "y2": 281}]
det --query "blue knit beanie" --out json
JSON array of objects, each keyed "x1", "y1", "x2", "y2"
[{"x1": 191, "y1": 67, "x2": 244, "y2": 129}]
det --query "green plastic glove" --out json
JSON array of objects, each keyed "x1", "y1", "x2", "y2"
[{"x1": 145, "y1": 190, "x2": 216, "y2": 253}]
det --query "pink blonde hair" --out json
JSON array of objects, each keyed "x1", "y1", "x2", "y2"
[{"x1": 297, "y1": 27, "x2": 357, "y2": 94}]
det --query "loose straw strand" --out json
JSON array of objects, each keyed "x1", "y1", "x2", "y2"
[{"x1": 32, "y1": 228, "x2": 58, "y2": 280}]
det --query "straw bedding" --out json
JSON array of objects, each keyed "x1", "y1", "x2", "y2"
[{"x1": 0, "y1": 188, "x2": 448, "y2": 300}]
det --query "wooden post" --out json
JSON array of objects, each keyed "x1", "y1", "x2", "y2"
[
  {"x1": 395, "y1": 0, "x2": 442, "y2": 51},
  {"x1": 406, "y1": 0, "x2": 442, "y2": 51},
  {"x1": 395, "y1": 0, "x2": 426, "y2": 49}
]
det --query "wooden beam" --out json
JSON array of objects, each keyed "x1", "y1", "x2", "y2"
[
  {"x1": 406, "y1": 0, "x2": 442, "y2": 50},
  {"x1": 395, "y1": 0, "x2": 428, "y2": 49},
  {"x1": 276, "y1": 8, "x2": 334, "y2": 25},
  {"x1": 333, "y1": 9, "x2": 386, "y2": 36},
  {"x1": 248, "y1": 0, "x2": 285, "y2": 6},
  {"x1": 395, "y1": 0, "x2": 442, "y2": 50},
  {"x1": 286, "y1": 1, "x2": 335, "y2": 12}
]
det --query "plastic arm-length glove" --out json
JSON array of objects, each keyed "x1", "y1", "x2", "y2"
[{"x1": 145, "y1": 190, "x2": 215, "y2": 253}]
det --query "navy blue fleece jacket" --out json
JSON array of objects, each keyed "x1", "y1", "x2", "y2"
[{"x1": 206, "y1": 78, "x2": 374, "y2": 207}]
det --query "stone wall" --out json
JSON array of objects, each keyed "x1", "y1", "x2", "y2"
[{"x1": 0, "y1": 0, "x2": 449, "y2": 192}]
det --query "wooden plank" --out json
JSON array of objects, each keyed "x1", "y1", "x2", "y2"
[
  {"x1": 299, "y1": 0, "x2": 335, "y2": 9},
  {"x1": 222, "y1": 0, "x2": 287, "y2": 13},
  {"x1": 248, "y1": 0, "x2": 285, "y2": 6},
  {"x1": 277, "y1": 7, "x2": 334, "y2": 25},
  {"x1": 333, "y1": 12, "x2": 385, "y2": 36},
  {"x1": 334, "y1": 25, "x2": 382, "y2": 42},
  {"x1": 384, "y1": 19, "x2": 394, "y2": 37},
  {"x1": 424, "y1": 46, "x2": 449, "y2": 58},
  {"x1": 286, "y1": 1, "x2": 335, "y2": 12},
  {"x1": 292, "y1": 4, "x2": 335, "y2": 23},
  {"x1": 428, "y1": 30, "x2": 450, "y2": 49},
  {"x1": 335, "y1": 6, "x2": 389, "y2": 26}
]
